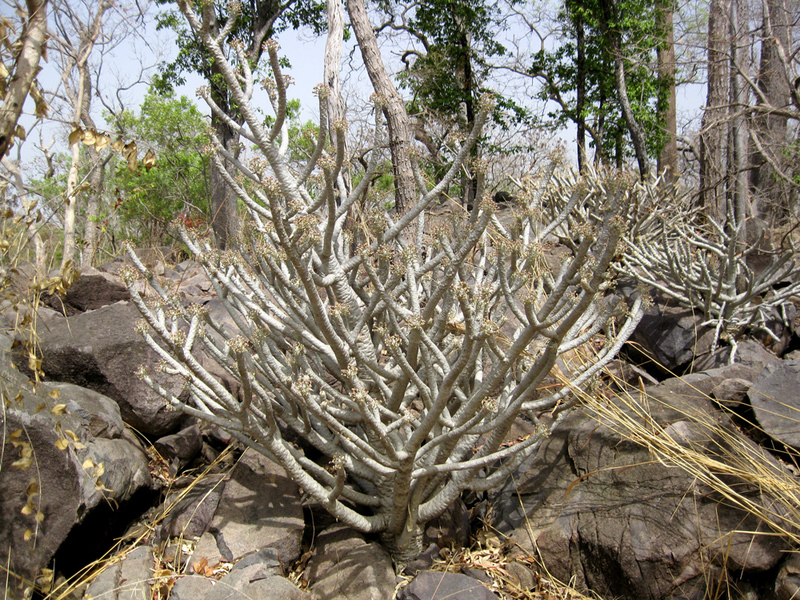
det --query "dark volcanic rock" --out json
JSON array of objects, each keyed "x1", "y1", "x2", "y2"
[
  {"x1": 0, "y1": 357, "x2": 151, "y2": 590},
  {"x1": 14, "y1": 301, "x2": 188, "y2": 436},
  {"x1": 629, "y1": 304, "x2": 714, "y2": 374},
  {"x1": 42, "y1": 267, "x2": 130, "y2": 315},
  {"x1": 748, "y1": 360, "x2": 800, "y2": 448},
  {"x1": 304, "y1": 524, "x2": 395, "y2": 600},
  {"x1": 490, "y1": 381, "x2": 789, "y2": 600},
  {"x1": 398, "y1": 571, "x2": 498, "y2": 600},
  {"x1": 690, "y1": 339, "x2": 780, "y2": 372},
  {"x1": 190, "y1": 449, "x2": 304, "y2": 567}
]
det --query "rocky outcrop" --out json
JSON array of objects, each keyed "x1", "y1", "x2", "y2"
[
  {"x1": 397, "y1": 571, "x2": 498, "y2": 600},
  {"x1": 189, "y1": 449, "x2": 305, "y2": 567},
  {"x1": 628, "y1": 303, "x2": 715, "y2": 374},
  {"x1": 0, "y1": 353, "x2": 151, "y2": 590},
  {"x1": 41, "y1": 267, "x2": 130, "y2": 316},
  {"x1": 490, "y1": 374, "x2": 790, "y2": 600},
  {"x1": 748, "y1": 360, "x2": 800, "y2": 448},
  {"x1": 303, "y1": 525, "x2": 396, "y2": 600},
  {"x1": 15, "y1": 301, "x2": 188, "y2": 436}
]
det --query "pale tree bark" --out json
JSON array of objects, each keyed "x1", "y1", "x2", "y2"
[
  {"x1": 82, "y1": 144, "x2": 112, "y2": 267},
  {"x1": 56, "y1": 0, "x2": 113, "y2": 268},
  {"x1": 656, "y1": 0, "x2": 677, "y2": 184},
  {"x1": 611, "y1": 44, "x2": 650, "y2": 178},
  {"x1": 0, "y1": 0, "x2": 48, "y2": 158},
  {"x1": 599, "y1": 2, "x2": 650, "y2": 178},
  {"x1": 730, "y1": 0, "x2": 750, "y2": 231},
  {"x1": 324, "y1": 0, "x2": 350, "y2": 196},
  {"x1": 206, "y1": 3, "x2": 240, "y2": 250},
  {"x1": 699, "y1": 0, "x2": 731, "y2": 221},
  {"x1": 347, "y1": 0, "x2": 416, "y2": 212},
  {"x1": 576, "y1": 12, "x2": 587, "y2": 171},
  {"x1": 751, "y1": 0, "x2": 793, "y2": 220},
  {"x1": 2, "y1": 156, "x2": 46, "y2": 277},
  {"x1": 201, "y1": 0, "x2": 290, "y2": 248}
]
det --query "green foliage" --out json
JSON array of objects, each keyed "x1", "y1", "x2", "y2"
[
  {"x1": 531, "y1": 0, "x2": 669, "y2": 163},
  {"x1": 153, "y1": 0, "x2": 327, "y2": 95},
  {"x1": 383, "y1": 0, "x2": 528, "y2": 131},
  {"x1": 109, "y1": 89, "x2": 211, "y2": 246}
]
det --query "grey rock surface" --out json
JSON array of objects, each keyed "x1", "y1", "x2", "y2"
[
  {"x1": 691, "y1": 339, "x2": 780, "y2": 372},
  {"x1": 775, "y1": 554, "x2": 800, "y2": 600},
  {"x1": 0, "y1": 357, "x2": 151, "y2": 587},
  {"x1": 491, "y1": 380, "x2": 789, "y2": 600},
  {"x1": 629, "y1": 303, "x2": 714, "y2": 372},
  {"x1": 304, "y1": 525, "x2": 396, "y2": 600},
  {"x1": 154, "y1": 423, "x2": 203, "y2": 468},
  {"x1": 85, "y1": 546, "x2": 156, "y2": 600},
  {"x1": 190, "y1": 449, "x2": 304, "y2": 567},
  {"x1": 172, "y1": 548, "x2": 311, "y2": 600},
  {"x1": 748, "y1": 360, "x2": 800, "y2": 448},
  {"x1": 155, "y1": 475, "x2": 226, "y2": 545},
  {"x1": 42, "y1": 267, "x2": 130, "y2": 316},
  {"x1": 397, "y1": 571, "x2": 498, "y2": 600},
  {"x1": 14, "y1": 301, "x2": 188, "y2": 435}
]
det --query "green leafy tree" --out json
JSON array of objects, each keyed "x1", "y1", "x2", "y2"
[
  {"x1": 109, "y1": 89, "x2": 211, "y2": 247},
  {"x1": 377, "y1": 0, "x2": 529, "y2": 207},
  {"x1": 530, "y1": 0, "x2": 668, "y2": 173}
]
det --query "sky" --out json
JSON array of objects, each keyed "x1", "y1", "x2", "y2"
[
  {"x1": 3, "y1": 2, "x2": 338, "y2": 170},
  {"x1": 3, "y1": 0, "x2": 706, "y2": 177}
]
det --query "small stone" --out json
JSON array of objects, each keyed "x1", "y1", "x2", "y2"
[
  {"x1": 504, "y1": 561, "x2": 536, "y2": 591},
  {"x1": 398, "y1": 571, "x2": 498, "y2": 600}
]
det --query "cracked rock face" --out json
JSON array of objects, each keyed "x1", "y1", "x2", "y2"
[
  {"x1": 0, "y1": 355, "x2": 152, "y2": 588},
  {"x1": 490, "y1": 375, "x2": 788, "y2": 600},
  {"x1": 189, "y1": 449, "x2": 305, "y2": 568},
  {"x1": 13, "y1": 301, "x2": 188, "y2": 436}
]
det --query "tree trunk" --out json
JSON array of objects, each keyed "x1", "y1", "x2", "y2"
[
  {"x1": 2, "y1": 156, "x2": 46, "y2": 278},
  {"x1": 0, "y1": 0, "x2": 48, "y2": 158},
  {"x1": 459, "y1": 28, "x2": 479, "y2": 211},
  {"x1": 599, "y1": 3, "x2": 650, "y2": 178},
  {"x1": 325, "y1": 0, "x2": 350, "y2": 197},
  {"x1": 347, "y1": 0, "x2": 416, "y2": 212},
  {"x1": 730, "y1": 0, "x2": 750, "y2": 231},
  {"x1": 751, "y1": 0, "x2": 792, "y2": 221},
  {"x1": 576, "y1": 12, "x2": 587, "y2": 171},
  {"x1": 656, "y1": 0, "x2": 677, "y2": 184},
  {"x1": 209, "y1": 119, "x2": 240, "y2": 249},
  {"x1": 699, "y1": 0, "x2": 730, "y2": 221},
  {"x1": 82, "y1": 146, "x2": 109, "y2": 267},
  {"x1": 59, "y1": 0, "x2": 112, "y2": 268},
  {"x1": 207, "y1": 13, "x2": 240, "y2": 250},
  {"x1": 612, "y1": 44, "x2": 650, "y2": 177}
]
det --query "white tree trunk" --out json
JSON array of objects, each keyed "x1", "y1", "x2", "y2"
[
  {"x1": 324, "y1": 0, "x2": 349, "y2": 195},
  {"x1": 0, "y1": 0, "x2": 48, "y2": 157}
]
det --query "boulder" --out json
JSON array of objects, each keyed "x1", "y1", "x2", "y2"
[
  {"x1": 85, "y1": 546, "x2": 155, "y2": 600},
  {"x1": 748, "y1": 360, "x2": 800, "y2": 448},
  {"x1": 14, "y1": 301, "x2": 188, "y2": 436},
  {"x1": 42, "y1": 267, "x2": 130, "y2": 316},
  {"x1": 303, "y1": 525, "x2": 396, "y2": 600},
  {"x1": 190, "y1": 449, "x2": 304, "y2": 567},
  {"x1": 775, "y1": 555, "x2": 800, "y2": 600},
  {"x1": 629, "y1": 303, "x2": 715, "y2": 374},
  {"x1": 0, "y1": 358, "x2": 151, "y2": 590},
  {"x1": 690, "y1": 339, "x2": 780, "y2": 373},
  {"x1": 154, "y1": 423, "x2": 203, "y2": 470},
  {"x1": 172, "y1": 548, "x2": 312, "y2": 600},
  {"x1": 490, "y1": 379, "x2": 789, "y2": 600},
  {"x1": 397, "y1": 571, "x2": 498, "y2": 600},
  {"x1": 155, "y1": 474, "x2": 226, "y2": 546}
]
